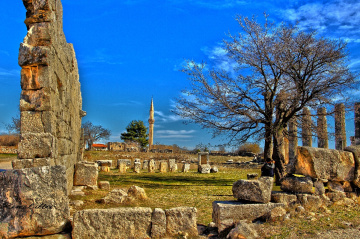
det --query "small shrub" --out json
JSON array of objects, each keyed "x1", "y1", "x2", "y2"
[{"x1": 0, "y1": 134, "x2": 20, "y2": 146}]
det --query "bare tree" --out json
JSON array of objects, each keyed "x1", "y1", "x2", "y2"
[
  {"x1": 5, "y1": 115, "x2": 21, "y2": 135},
  {"x1": 175, "y1": 14, "x2": 357, "y2": 183},
  {"x1": 82, "y1": 121, "x2": 111, "y2": 150}
]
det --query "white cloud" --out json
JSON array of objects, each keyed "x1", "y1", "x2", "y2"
[
  {"x1": 0, "y1": 50, "x2": 9, "y2": 56},
  {"x1": 109, "y1": 100, "x2": 143, "y2": 107},
  {"x1": 154, "y1": 110, "x2": 183, "y2": 123},
  {"x1": 0, "y1": 68, "x2": 19, "y2": 77},
  {"x1": 201, "y1": 44, "x2": 238, "y2": 74},
  {"x1": 174, "y1": 59, "x2": 207, "y2": 72},
  {"x1": 281, "y1": 0, "x2": 360, "y2": 40},
  {"x1": 169, "y1": 0, "x2": 247, "y2": 9},
  {"x1": 156, "y1": 129, "x2": 195, "y2": 139}
]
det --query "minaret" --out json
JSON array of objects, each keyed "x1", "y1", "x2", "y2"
[{"x1": 148, "y1": 98, "x2": 155, "y2": 149}]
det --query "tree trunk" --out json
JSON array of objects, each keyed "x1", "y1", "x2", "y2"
[
  {"x1": 264, "y1": 124, "x2": 273, "y2": 160},
  {"x1": 273, "y1": 127, "x2": 287, "y2": 185},
  {"x1": 88, "y1": 140, "x2": 93, "y2": 150}
]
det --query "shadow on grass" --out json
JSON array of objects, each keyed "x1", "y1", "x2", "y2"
[{"x1": 99, "y1": 172, "x2": 237, "y2": 188}]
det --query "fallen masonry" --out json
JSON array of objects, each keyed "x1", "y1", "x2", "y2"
[
  {"x1": 72, "y1": 207, "x2": 198, "y2": 239},
  {"x1": 212, "y1": 200, "x2": 285, "y2": 233},
  {"x1": 0, "y1": 166, "x2": 70, "y2": 238}
]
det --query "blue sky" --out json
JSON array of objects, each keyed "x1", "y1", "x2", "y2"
[{"x1": 0, "y1": 0, "x2": 360, "y2": 150}]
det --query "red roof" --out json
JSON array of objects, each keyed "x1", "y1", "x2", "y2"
[{"x1": 92, "y1": 144, "x2": 107, "y2": 148}]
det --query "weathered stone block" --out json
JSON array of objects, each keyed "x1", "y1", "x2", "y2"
[
  {"x1": 168, "y1": 159, "x2": 177, "y2": 172},
  {"x1": 328, "y1": 181, "x2": 345, "y2": 192},
  {"x1": 198, "y1": 152, "x2": 209, "y2": 165},
  {"x1": 20, "y1": 88, "x2": 51, "y2": 111},
  {"x1": 212, "y1": 201, "x2": 285, "y2": 233},
  {"x1": 151, "y1": 208, "x2": 166, "y2": 238},
  {"x1": 12, "y1": 158, "x2": 55, "y2": 169},
  {"x1": 292, "y1": 147, "x2": 355, "y2": 181},
  {"x1": 345, "y1": 145, "x2": 360, "y2": 187},
  {"x1": 149, "y1": 159, "x2": 156, "y2": 173},
  {"x1": 233, "y1": 177, "x2": 274, "y2": 203},
  {"x1": 160, "y1": 161, "x2": 168, "y2": 173},
  {"x1": 99, "y1": 166, "x2": 110, "y2": 172},
  {"x1": 101, "y1": 189, "x2": 128, "y2": 204},
  {"x1": 271, "y1": 192, "x2": 297, "y2": 207},
  {"x1": 18, "y1": 133, "x2": 54, "y2": 159},
  {"x1": 72, "y1": 208, "x2": 152, "y2": 239},
  {"x1": 95, "y1": 160, "x2": 112, "y2": 167},
  {"x1": 211, "y1": 166, "x2": 219, "y2": 173},
  {"x1": 118, "y1": 161, "x2": 127, "y2": 173},
  {"x1": 117, "y1": 159, "x2": 131, "y2": 168},
  {"x1": 198, "y1": 164, "x2": 211, "y2": 174},
  {"x1": 327, "y1": 191, "x2": 346, "y2": 202},
  {"x1": 21, "y1": 66, "x2": 41, "y2": 90},
  {"x1": 18, "y1": 43, "x2": 50, "y2": 66},
  {"x1": 128, "y1": 185, "x2": 147, "y2": 200},
  {"x1": 165, "y1": 207, "x2": 198, "y2": 237},
  {"x1": 297, "y1": 194, "x2": 323, "y2": 210},
  {"x1": 20, "y1": 111, "x2": 45, "y2": 134},
  {"x1": 182, "y1": 163, "x2": 190, "y2": 172},
  {"x1": 0, "y1": 166, "x2": 70, "y2": 238},
  {"x1": 266, "y1": 206, "x2": 287, "y2": 222},
  {"x1": 134, "y1": 162, "x2": 141, "y2": 173},
  {"x1": 227, "y1": 221, "x2": 259, "y2": 239},
  {"x1": 73, "y1": 161, "x2": 98, "y2": 186},
  {"x1": 98, "y1": 181, "x2": 110, "y2": 190},
  {"x1": 247, "y1": 173, "x2": 259, "y2": 180},
  {"x1": 314, "y1": 180, "x2": 326, "y2": 195},
  {"x1": 143, "y1": 160, "x2": 149, "y2": 170},
  {"x1": 24, "y1": 22, "x2": 52, "y2": 46},
  {"x1": 281, "y1": 176, "x2": 314, "y2": 194}
]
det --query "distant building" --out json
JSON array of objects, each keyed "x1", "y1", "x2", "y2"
[
  {"x1": 92, "y1": 144, "x2": 108, "y2": 151},
  {"x1": 149, "y1": 144, "x2": 173, "y2": 153},
  {"x1": 107, "y1": 141, "x2": 140, "y2": 152},
  {"x1": 210, "y1": 150, "x2": 224, "y2": 155}
]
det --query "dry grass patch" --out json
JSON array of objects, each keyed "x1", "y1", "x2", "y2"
[{"x1": 69, "y1": 167, "x2": 260, "y2": 224}]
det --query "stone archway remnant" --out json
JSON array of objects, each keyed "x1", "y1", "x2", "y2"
[{"x1": 13, "y1": 0, "x2": 85, "y2": 193}]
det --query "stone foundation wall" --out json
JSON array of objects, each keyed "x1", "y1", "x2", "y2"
[
  {"x1": 14, "y1": 0, "x2": 84, "y2": 193},
  {"x1": 0, "y1": 146, "x2": 17, "y2": 154}
]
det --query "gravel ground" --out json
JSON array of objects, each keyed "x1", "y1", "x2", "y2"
[{"x1": 307, "y1": 227, "x2": 360, "y2": 239}]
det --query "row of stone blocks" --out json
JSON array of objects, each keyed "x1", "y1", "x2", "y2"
[
  {"x1": 96, "y1": 159, "x2": 219, "y2": 174},
  {"x1": 0, "y1": 165, "x2": 198, "y2": 238}
]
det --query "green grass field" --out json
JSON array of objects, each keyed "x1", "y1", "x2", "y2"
[
  {"x1": 71, "y1": 167, "x2": 260, "y2": 224},
  {"x1": 70, "y1": 164, "x2": 360, "y2": 238}
]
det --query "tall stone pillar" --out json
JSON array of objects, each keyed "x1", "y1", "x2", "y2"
[
  {"x1": 15, "y1": 0, "x2": 84, "y2": 193},
  {"x1": 335, "y1": 103, "x2": 346, "y2": 150},
  {"x1": 288, "y1": 118, "x2": 298, "y2": 161},
  {"x1": 355, "y1": 102, "x2": 360, "y2": 145},
  {"x1": 302, "y1": 107, "x2": 312, "y2": 147},
  {"x1": 317, "y1": 107, "x2": 328, "y2": 148},
  {"x1": 148, "y1": 98, "x2": 155, "y2": 150}
]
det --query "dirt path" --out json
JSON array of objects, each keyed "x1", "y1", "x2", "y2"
[{"x1": 0, "y1": 159, "x2": 13, "y2": 169}]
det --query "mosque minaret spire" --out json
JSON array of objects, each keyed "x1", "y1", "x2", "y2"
[{"x1": 148, "y1": 97, "x2": 155, "y2": 149}]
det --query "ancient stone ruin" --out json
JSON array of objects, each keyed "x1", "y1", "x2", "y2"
[
  {"x1": 0, "y1": 0, "x2": 84, "y2": 237},
  {"x1": 213, "y1": 103, "x2": 360, "y2": 237},
  {"x1": 13, "y1": 0, "x2": 85, "y2": 193}
]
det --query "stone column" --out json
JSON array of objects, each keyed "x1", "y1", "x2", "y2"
[
  {"x1": 198, "y1": 152, "x2": 209, "y2": 165},
  {"x1": 335, "y1": 103, "x2": 346, "y2": 150},
  {"x1": 317, "y1": 107, "x2": 328, "y2": 148},
  {"x1": 288, "y1": 117, "x2": 298, "y2": 161},
  {"x1": 355, "y1": 102, "x2": 360, "y2": 145},
  {"x1": 302, "y1": 107, "x2": 312, "y2": 147}
]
